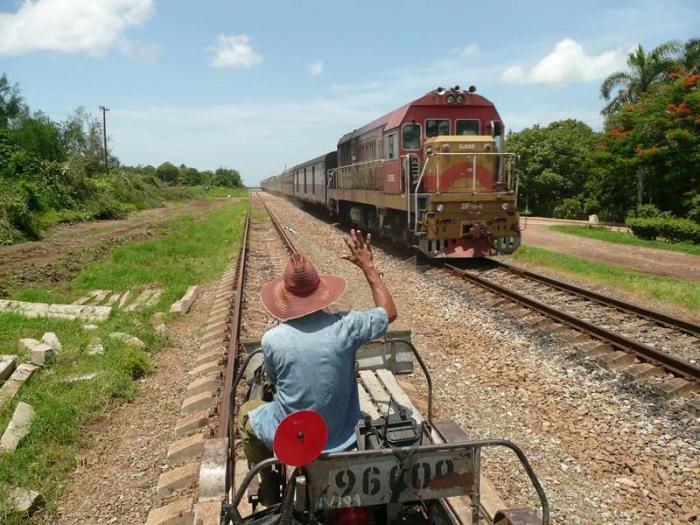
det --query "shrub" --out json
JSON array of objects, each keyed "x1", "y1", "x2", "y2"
[
  {"x1": 120, "y1": 347, "x2": 154, "y2": 380},
  {"x1": 626, "y1": 216, "x2": 700, "y2": 244},
  {"x1": 0, "y1": 182, "x2": 40, "y2": 243},
  {"x1": 553, "y1": 197, "x2": 586, "y2": 219},
  {"x1": 686, "y1": 194, "x2": 700, "y2": 224}
]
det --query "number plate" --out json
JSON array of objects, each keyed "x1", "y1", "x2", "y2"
[{"x1": 305, "y1": 448, "x2": 475, "y2": 510}]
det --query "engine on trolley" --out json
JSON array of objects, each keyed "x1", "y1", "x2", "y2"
[{"x1": 260, "y1": 86, "x2": 521, "y2": 258}]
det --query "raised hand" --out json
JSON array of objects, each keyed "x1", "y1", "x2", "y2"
[{"x1": 341, "y1": 229, "x2": 374, "y2": 271}]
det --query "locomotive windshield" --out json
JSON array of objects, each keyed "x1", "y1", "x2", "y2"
[
  {"x1": 426, "y1": 119, "x2": 450, "y2": 137},
  {"x1": 402, "y1": 123, "x2": 421, "y2": 150},
  {"x1": 456, "y1": 119, "x2": 480, "y2": 135}
]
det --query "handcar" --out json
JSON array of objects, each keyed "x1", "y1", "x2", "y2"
[{"x1": 224, "y1": 334, "x2": 549, "y2": 525}]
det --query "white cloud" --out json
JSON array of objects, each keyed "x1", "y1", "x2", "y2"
[
  {"x1": 307, "y1": 60, "x2": 324, "y2": 76},
  {"x1": 210, "y1": 34, "x2": 263, "y2": 69},
  {"x1": 459, "y1": 44, "x2": 480, "y2": 57},
  {"x1": 500, "y1": 38, "x2": 625, "y2": 85},
  {"x1": 0, "y1": 0, "x2": 154, "y2": 57}
]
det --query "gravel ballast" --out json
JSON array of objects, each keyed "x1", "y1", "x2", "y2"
[{"x1": 260, "y1": 193, "x2": 700, "y2": 524}]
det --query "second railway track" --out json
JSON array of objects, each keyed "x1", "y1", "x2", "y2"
[{"x1": 445, "y1": 259, "x2": 700, "y2": 396}]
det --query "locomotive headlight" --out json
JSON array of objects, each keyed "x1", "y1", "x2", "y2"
[
  {"x1": 446, "y1": 94, "x2": 456, "y2": 104},
  {"x1": 436, "y1": 204, "x2": 445, "y2": 212},
  {"x1": 501, "y1": 202, "x2": 511, "y2": 211},
  {"x1": 456, "y1": 94, "x2": 465, "y2": 104}
]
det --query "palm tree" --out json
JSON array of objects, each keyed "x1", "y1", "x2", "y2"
[
  {"x1": 680, "y1": 38, "x2": 700, "y2": 74},
  {"x1": 600, "y1": 42, "x2": 679, "y2": 115}
]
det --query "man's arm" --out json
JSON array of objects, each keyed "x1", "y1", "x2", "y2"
[{"x1": 342, "y1": 229, "x2": 397, "y2": 323}]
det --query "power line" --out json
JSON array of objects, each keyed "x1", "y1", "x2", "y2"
[{"x1": 99, "y1": 105, "x2": 109, "y2": 172}]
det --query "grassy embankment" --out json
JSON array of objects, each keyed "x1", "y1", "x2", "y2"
[
  {"x1": 550, "y1": 224, "x2": 700, "y2": 256},
  {"x1": 512, "y1": 245, "x2": 700, "y2": 311},
  {"x1": 0, "y1": 197, "x2": 248, "y2": 521}
]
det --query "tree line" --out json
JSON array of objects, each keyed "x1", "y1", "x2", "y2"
[
  {"x1": 0, "y1": 74, "x2": 244, "y2": 243},
  {"x1": 507, "y1": 38, "x2": 700, "y2": 235}
]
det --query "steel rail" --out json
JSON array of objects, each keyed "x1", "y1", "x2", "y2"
[
  {"x1": 490, "y1": 259, "x2": 700, "y2": 337},
  {"x1": 445, "y1": 264, "x2": 700, "y2": 382},
  {"x1": 256, "y1": 193, "x2": 298, "y2": 255},
  {"x1": 219, "y1": 199, "x2": 250, "y2": 496},
  {"x1": 219, "y1": 192, "x2": 298, "y2": 499}
]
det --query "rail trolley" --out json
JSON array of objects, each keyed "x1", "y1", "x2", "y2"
[{"x1": 223, "y1": 333, "x2": 549, "y2": 525}]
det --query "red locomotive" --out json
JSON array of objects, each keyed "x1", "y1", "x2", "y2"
[{"x1": 261, "y1": 86, "x2": 520, "y2": 258}]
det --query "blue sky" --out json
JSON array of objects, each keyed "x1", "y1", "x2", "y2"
[{"x1": 0, "y1": 0, "x2": 698, "y2": 185}]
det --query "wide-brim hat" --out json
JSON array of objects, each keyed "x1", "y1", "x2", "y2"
[{"x1": 260, "y1": 253, "x2": 347, "y2": 321}]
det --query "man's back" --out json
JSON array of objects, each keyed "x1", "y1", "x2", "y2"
[{"x1": 248, "y1": 307, "x2": 388, "y2": 452}]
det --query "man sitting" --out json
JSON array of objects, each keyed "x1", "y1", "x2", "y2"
[{"x1": 238, "y1": 229, "x2": 397, "y2": 500}]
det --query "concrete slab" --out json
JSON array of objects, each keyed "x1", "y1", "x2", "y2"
[
  {"x1": 18, "y1": 338, "x2": 42, "y2": 353},
  {"x1": 687, "y1": 398, "x2": 700, "y2": 416},
  {"x1": 655, "y1": 378, "x2": 700, "y2": 398},
  {"x1": 87, "y1": 338, "x2": 104, "y2": 355},
  {"x1": 189, "y1": 360, "x2": 221, "y2": 377},
  {"x1": 29, "y1": 342, "x2": 55, "y2": 366},
  {"x1": 198, "y1": 438, "x2": 228, "y2": 499},
  {"x1": 41, "y1": 332, "x2": 62, "y2": 352},
  {"x1": 7, "y1": 487, "x2": 44, "y2": 514},
  {"x1": 1, "y1": 402, "x2": 35, "y2": 452},
  {"x1": 196, "y1": 350, "x2": 223, "y2": 366},
  {"x1": 187, "y1": 373, "x2": 221, "y2": 397},
  {"x1": 595, "y1": 351, "x2": 636, "y2": 370},
  {"x1": 578, "y1": 343, "x2": 614, "y2": 358},
  {"x1": 167, "y1": 432, "x2": 205, "y2": 466},
  {"x1": 0, "y1": 355, "x2": 18, "y2": 381},
  {"x1": 0, "y1": 363, "x2": 39, "y2": 408},
  {"x1": 170, "y1": 285, "x2": 201, "y2": 315},
  {"x1": 623, "y1": 363, "x2": 665, "y2": 380},
  {"x1": 117, "y1": 290, "x2": 132, "y2": 308},
  {"x1": 157, "y1": 461, "x2": 200, "y2": 496},
  {"x1": 194, "y1": 500, "x2": 222, "y2": 525},
  {"x1": 175, "y1": 410, "x2": 211, "y2": 438},
  {"x1": 145, "y1": 498, "x2": 194, "y2": 525},
  {"x1": 109, "y1": 332, "x2": 145, "y2": 349},
  {"x1": 182, "y1": 391, "x2": 216, "y2": 415}
]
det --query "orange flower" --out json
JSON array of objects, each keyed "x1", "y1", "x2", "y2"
[{"x1": 683, "y1": 74, "x2": 699, "y2": 88}]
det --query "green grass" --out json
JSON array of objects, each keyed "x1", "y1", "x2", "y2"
[
  {"x1": 550, "y1": 224, "x2": 700, "y2": 256},
  {"x1": 0, "y1": 198, "x2": 248, "y2": 522},
  {"x1": 512, "y1": 245, "x2": 700, "y2": 311}
]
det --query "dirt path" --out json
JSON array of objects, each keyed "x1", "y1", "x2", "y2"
[
  {"x1": 0, "y1": 199, "x2": 231, "y2": 296},
  {"x1": 521, "y1": 219, "x2": 700, "y2": 282},
  {"x1": 50, "y1": 282, "x2": 218, "y2": 524}
]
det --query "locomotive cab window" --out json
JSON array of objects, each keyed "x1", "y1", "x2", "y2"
[
  {"x1": 402, "y1": 123, "x2": 421, "y2": 150},
  {"x1": 425, "y1": 119, "x2": 450, "y2": 138},
  {"x1": 456, "y1": 119, "x2": 480, "y2": 136},
  {"x1": 384, "y1": 131, "x2": 398, "y2": 160}
]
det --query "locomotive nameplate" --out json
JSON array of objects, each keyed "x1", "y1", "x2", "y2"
[{"x1": 305, "y1": 448, "x2": 475, "y2": 510}]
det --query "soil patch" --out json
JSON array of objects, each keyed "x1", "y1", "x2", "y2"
[
  {"x1": 522, "y1": 219, "x2": 700, "y2": 281},
  {"x1": 0, "y1": 199, "x2": 231, "y2": 296},
  {"x1": 49, "y1": 283, "x2": 218, "y2": 524}
]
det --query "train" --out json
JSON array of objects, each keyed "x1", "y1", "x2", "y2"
[{"x1": 261, "y1": 86, "x2": 521, "y2": 258}]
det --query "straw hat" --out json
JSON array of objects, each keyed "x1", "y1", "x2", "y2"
[{"x1": 260, "y1": 253, "x2": 347, "y2": 321}]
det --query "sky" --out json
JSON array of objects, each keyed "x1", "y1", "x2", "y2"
[{"x1": 0, "y1": 0, "x2": 698, "y2": 186}]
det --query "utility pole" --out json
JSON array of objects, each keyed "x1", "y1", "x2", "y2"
[{"x1": 99, "y1": 106, "x2": 109, "y2": 172}]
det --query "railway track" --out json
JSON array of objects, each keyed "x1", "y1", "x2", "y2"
[
  {"x1": 218, "y1": 193, "x2": 297, "y2": 504},
  {"x1": 212, "y1": 194, "x2": 532, "y2": 525},
  {"x1": 445, "y1": 259, "x2": 700, "y2": 396}
]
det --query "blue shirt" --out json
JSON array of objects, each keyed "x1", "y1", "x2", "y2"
[{"x1": 248, "y1": 307, "x2": 389, "y2": 453}]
